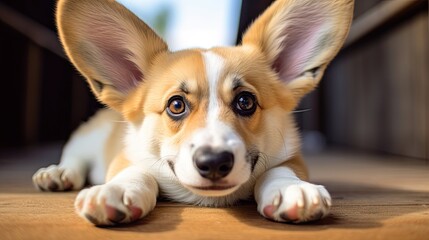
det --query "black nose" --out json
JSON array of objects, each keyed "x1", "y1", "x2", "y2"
[{"x1": 193, "y1": 147, "x2": 234, "y2": 181}]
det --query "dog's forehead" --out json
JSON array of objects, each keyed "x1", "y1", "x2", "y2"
[
  {"x1": 202, "y1": 50, "x2": 226, "y2": 90},
  {"x1": 161, "y1": 49, "x2": 238, "y2": 93}
]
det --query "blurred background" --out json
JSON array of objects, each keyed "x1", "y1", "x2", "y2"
[{"x1": 0, "y1": 0, "x2": 427, "y2": 161}]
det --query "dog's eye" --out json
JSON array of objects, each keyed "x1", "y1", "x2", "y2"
[
  {"x1": 167, "y1": 96, "x2": 187, "y2": 120},
  {"x1": 233, "y1": 91, "x2": 257, "y2": 117}
]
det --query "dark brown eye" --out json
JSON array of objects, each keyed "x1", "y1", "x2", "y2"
[
  {"x1": 233, "y1": 91, "x2": 257, "y2": 117},
  {"x1": 167, "y1": 96, "x2": 188, "y2": 120}
]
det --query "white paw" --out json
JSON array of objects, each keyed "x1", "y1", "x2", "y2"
[
  {"x1": 32, "y1": 165, "x2": 84, "y2": 191},
  {"x1": 258, "y1": 183, "x2": 331, "y2": 223},
  {"x1": 75, "y1": 184, "x2": 154, "y2": 226}
]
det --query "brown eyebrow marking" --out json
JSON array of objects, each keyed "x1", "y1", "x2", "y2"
[
  {"x1": 179, "y1": 81, "x2": 190, "y2": 94},
  {"x1": 232, "y1": 77, "x2": 243, "y2": 91}
]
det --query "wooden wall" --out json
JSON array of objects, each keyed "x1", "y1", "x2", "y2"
[
  {"x1": 0, "y1": 1, "x2": 101, "y2": 148},
  {"x1": 322, "y1": 1, "x2": 428, "y2": 159}
]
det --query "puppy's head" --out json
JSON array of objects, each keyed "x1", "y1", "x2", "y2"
[{"x1": 57, "y1": 0, "x2": 353, "y2": 197}]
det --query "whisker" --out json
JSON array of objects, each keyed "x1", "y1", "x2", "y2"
[
  {"x1": 151, "y1": 155, "x2": 175, "y2": 169},
  {"x1": 151, "y1": 154, "x2": 181, "y2": 182},
  {"x1": 292, "y1": 108, "x2": 312, "y2": 114}
]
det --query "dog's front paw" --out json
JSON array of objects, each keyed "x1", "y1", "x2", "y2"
[
  {"x1": 75, "y1": 184, "x2": 153, "y2": 226},
  {"x1": 258, "y1": 183, "x2": 331, "y2": 223},
  {"x1": 32, "y1": 165, "x2": 84, "y2": 191}
]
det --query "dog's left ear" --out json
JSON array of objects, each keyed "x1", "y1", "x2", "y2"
[{"x1": 242, "y1": 0, "x2": 354, "y2": 99}]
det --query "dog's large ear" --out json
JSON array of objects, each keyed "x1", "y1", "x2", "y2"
[
  {"x1": 242, "y1": 0, "x2": 353, "y2": 99},
  {"x1": 57, "y1": 0, "x2": 168, "y2": 111}
]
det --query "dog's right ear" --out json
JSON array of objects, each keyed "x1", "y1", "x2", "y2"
[{"x1": 57, "y1": 0, "x2": 168, "y2": 111}]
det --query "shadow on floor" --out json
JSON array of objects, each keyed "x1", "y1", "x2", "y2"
[
  {"x1": 225, "y1": 181, "x2": 429, "y2": 231},
  {"x1": 100, "y1": 204, "x2": 185, "y2": 233}
]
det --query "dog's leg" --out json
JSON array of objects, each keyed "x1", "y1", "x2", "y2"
[
  {"x1": 32, "y1": 131, "x2": 91, "y2": 191},
  {"x1": 33, "y1": 109, "x2": 122, "y2": 191},
  {"x1": 255, "y1": 155, "x2": 331, "y2": 223},
  {"x1": 74, "y1": 164, "x2": 158, "y2": 226}
]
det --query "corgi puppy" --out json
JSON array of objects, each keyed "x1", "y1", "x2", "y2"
[{"x1": 33, "y1": 0, "x2": 353, "y2": 225}]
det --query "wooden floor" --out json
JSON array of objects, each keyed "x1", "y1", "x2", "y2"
[{"x1": 0, "y1": 144, "x2": 428, "y2": 240}]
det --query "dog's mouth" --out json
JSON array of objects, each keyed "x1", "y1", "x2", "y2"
[
  {"x1": 185, "y1": 184, "x2": 240, "y2": 197},
  {"x1": 190, "y1": 185, "x2": 236, "y2": 191}
]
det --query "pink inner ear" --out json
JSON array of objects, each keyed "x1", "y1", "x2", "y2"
[
  {"x1": 82, "y1": 13, "x2": 143, "y2": 93},
  {"x1": 273, "y1": 6, "x2": 330, "y2": 83},
  {"x1": 96, "y1": 45, "x2": 143, "y2": 93}
]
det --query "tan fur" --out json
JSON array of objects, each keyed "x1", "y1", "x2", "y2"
[
  {"x1": 103, "y1": 120, "x2": 126, "y2": 177},
  {"x1": 106, "y1": 153, "x2": 131, "y2": 182},
  {"x1": 280, "y1": 154, "x2": 309, "y2": 181}
]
